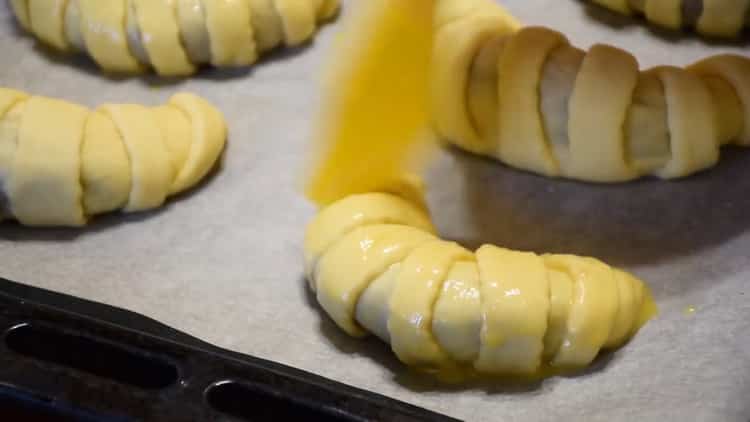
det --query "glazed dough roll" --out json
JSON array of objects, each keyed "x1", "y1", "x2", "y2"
[{"x1": 305, "y1": 192, "x2": 654, "y2": 376}]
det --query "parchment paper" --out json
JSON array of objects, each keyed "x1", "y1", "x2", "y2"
[{"x1": 1, "y1": 2, "x2": 748, "y2": 421}]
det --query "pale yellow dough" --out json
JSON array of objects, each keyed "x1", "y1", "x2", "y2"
[
  {"x1": 305, "y1": 192, "x2": 653, "y2": 376},
  {"x1": 389, "y1": 240, "x2": 472, "y2": 368},
  {"x1": 496, "y1": 26, "x2": 564, "y2": 177},
  {"x1": 0, "y1": 89, "x2": 30, "y2": 222},
  {"x1": 475, "y1": 246, "x2": 550, "y2": 375},
  {"x1": 133, "y1": 0, "x2": 196, "y2": 76},
  {"x1": 566, "y1": 44, "x2": 639, "y2": 181},
  {"x1": 100, "y1": 104, "x2": 174, "y2": 212},
  {"x1": 168, "y1": 93, "x2": 228, "y2": 195},
  {"x1": 0, "y1": 88, "x2": 227, "y2": 227},
  {"x1": 11, "y1": 0, "x2": 341, "y2": 76}
]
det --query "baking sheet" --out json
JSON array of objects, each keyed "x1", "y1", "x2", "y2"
[{"x1": 0, "y1": 2, "x2": 748, "y2": 421}]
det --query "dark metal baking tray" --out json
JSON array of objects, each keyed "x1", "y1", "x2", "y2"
[{"x1": 0, "y1": 277, "x2": 459, "y2": 421}]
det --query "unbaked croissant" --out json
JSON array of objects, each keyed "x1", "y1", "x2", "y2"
[
  {"x1": 9, "y1": 0, "x2": 340, "y2": 76},
  {"x1": 304, "y1": 191, "x2": 653, "y2": 376},
  {"x1": 433, "y1": 0, "x2": 750, "y2": 182},
  {"x1": 0, "y1": 88, "x2": 226, "y2": 226},
  {"x1": 590, "y1": 0, "x2": 750, "y2": 38}
]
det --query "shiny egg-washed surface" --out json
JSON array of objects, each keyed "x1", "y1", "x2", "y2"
[
  {"x1": 304, "y1": 192, "x2": 654, "y2": 377},
  {"x1": 0, "y1": 88, "x2": 226, "y2": 226},
  {"x1": 590, "y1": 0, "x2": 750, "y2": 38},
  {"x1": 433, "y1": 0, "x2": 750, "y2": 182},
  {"x1": 9, "y1": 0, "x2": 340, "y2": 76}
]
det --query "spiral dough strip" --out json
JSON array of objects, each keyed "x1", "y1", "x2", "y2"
[
  {"x1": 304, "y1": 192, "x2": 652, "y2": 376},
  {"x1": 9, "y1": 0, "x2": 340, "y2": 76},
  {"x1": 433, "y1": 0, "x2": 750, "y2": 182},
  {"x1": 590, "y1": 0, "x2": 750, "y2": 38},
  {"x1": 0, "y1": 88, "x2": 227, "y2": 226}
]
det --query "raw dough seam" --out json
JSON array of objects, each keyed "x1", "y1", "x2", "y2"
[
  {"x1": 590, "y1": 0, "x2": 750, "y2": 37},
  {"x1": 433, "y1": 0, "x2": 750, "y2": 182},
  {"x1": 168, "y1": 0, "x2": 190, "y2": 57},
  {"x1": 98, "y1": 105, "x2": 139, "y2": 209},
  {"x1": 166, "y1": 104, "x2": 195, "y2": 181},
  {"x1": 79, "y1": 111, "x2": 132, "y2": 215}
]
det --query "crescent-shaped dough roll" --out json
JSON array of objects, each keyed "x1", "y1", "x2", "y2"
[
  {"x1": 11, "y1": 0, "x2": 340, "y2": 76},
  {"x1": 305, "y1": 192, "x2": 655, "y2": 376},
  {"x1": 10, "y1": 0, "x2": 31, "y2": 31},
  {"x1": 649, "y1": 66, "x2": 719, "y2": 178},
  {"x1": 389, "y1": 240, "x2": 473, "y2": 368},
  {"x1": 9, "y1": 97, "x2": 88, "y2": 226},
  {"x1": 100, "y1": 104, "x2": 174, "y2": 211},
  {"x1": 689, "y1": 55, "x2": 750, "y2": 145},
  {"x1": 0, "y1": 89, "x2": 227, "y2": 226},
  {"x1": 589, "y1": 0, "x2": 750, "y2": 37},
  {"x1": 566, "y1": 44, "x2": 639, "y2": 181},
  {"x1": 80, "y1": 111, "x2": 132, "y2": 215},
  {"x1": 435, "y1": 0, "x2": 750, "y2": 182},
  {"x1": 273, "y1": 0, "x2": 316, "y2": 46},
  {"x1": 168, "y1": 93, "x2": 227, "y2": 195},
  {"x1": 475, "y1": 246, "x2": 550, "y2": 375}
]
